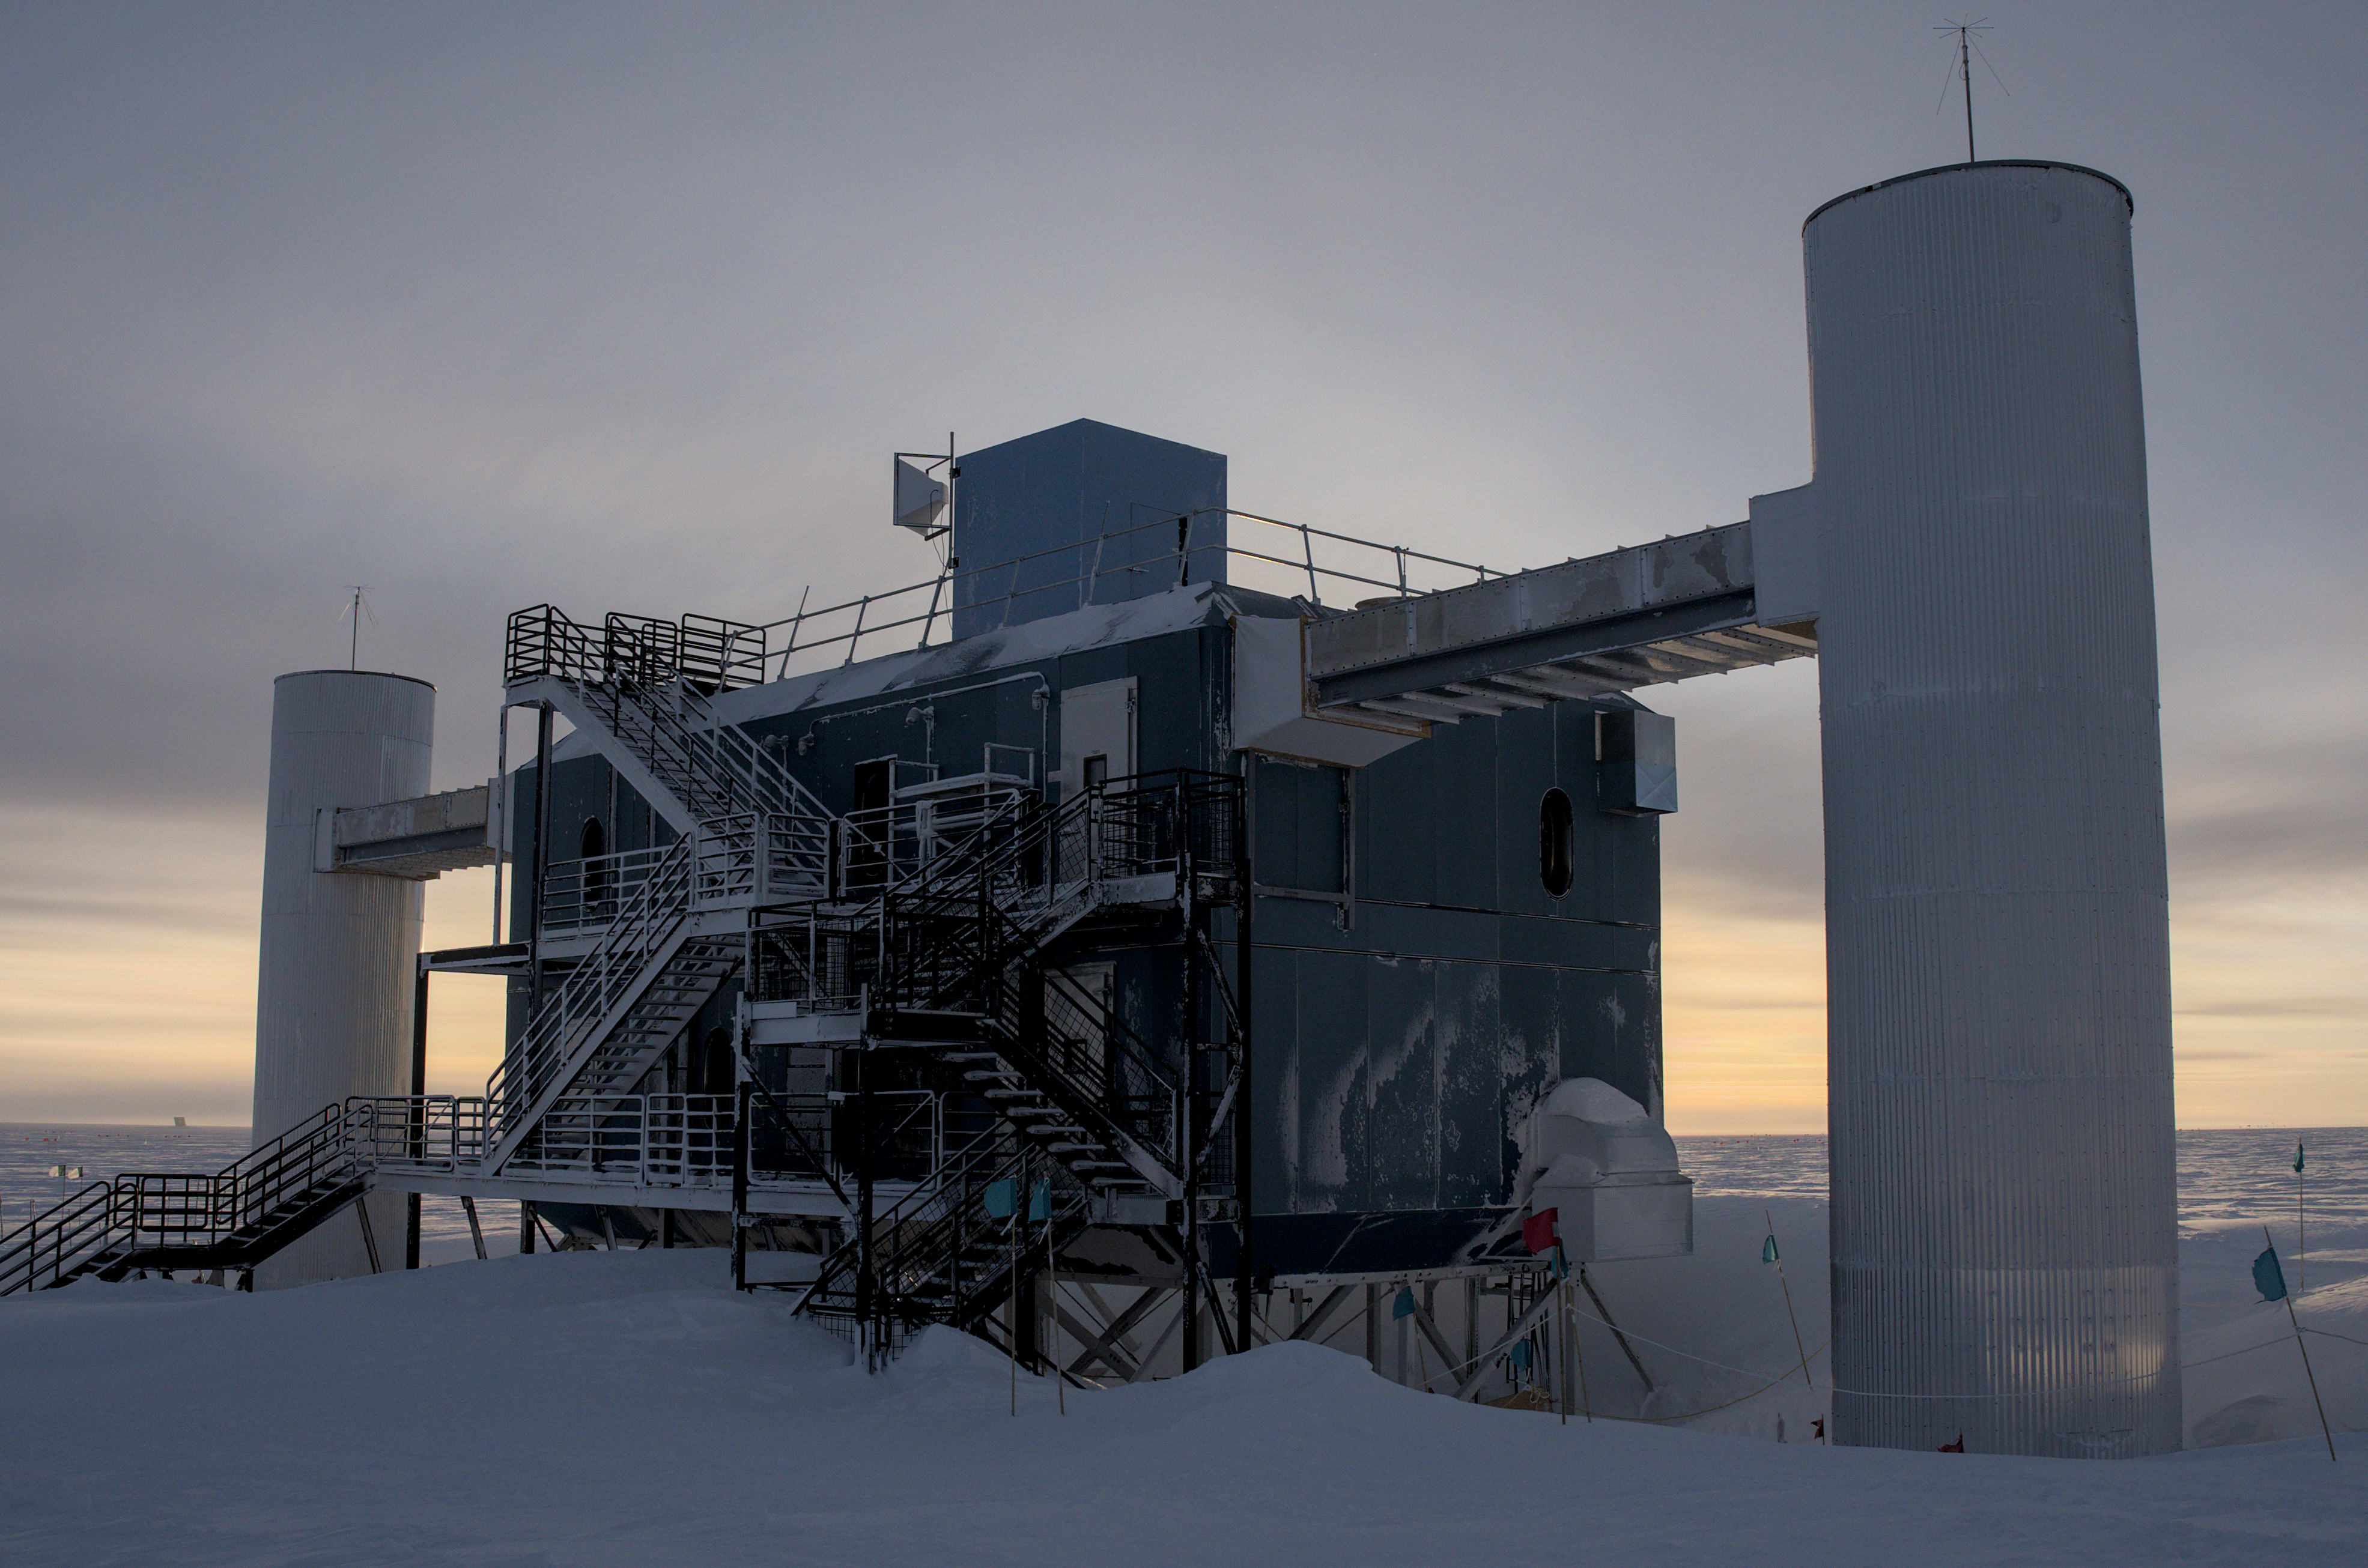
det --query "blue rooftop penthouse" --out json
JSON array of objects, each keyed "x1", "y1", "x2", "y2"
[
  {"x1": 410, "y1": 415, "x2": 1810, "y2": 1382},
  {"x1": 949, "y1": 419, "x2": 1228, "y2": 637}
]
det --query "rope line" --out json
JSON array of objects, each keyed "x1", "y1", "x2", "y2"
[
  {"x1": 1356, "y1": 1280, "x2": 2362, "y2": 1415},
  {"x1": 1486, "y1": 1333, "x2": 2313, "y2": 1427},
  {"x1": 1603, "y1": 1341, "x2": 1829, "y2": 1424},
  {"x1": 1555, "y1": 1302, "x2": 2303, "y2": 1404},
  {"x1": 2302, "y1": 1324, "x2": 2368, "y2": 1350}
]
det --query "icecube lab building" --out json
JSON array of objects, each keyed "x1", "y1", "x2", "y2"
[{"x1": 4, "y1": 160, "x2": 2179, "y2": 1459}]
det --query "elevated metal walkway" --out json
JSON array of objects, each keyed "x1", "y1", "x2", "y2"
[{"x1": 1302, "y1": 520, "x2": 1815, "y2": 723}]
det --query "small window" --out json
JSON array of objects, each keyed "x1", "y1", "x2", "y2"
[
  {"x1": 580, "y1": 817, "x2": 613, "y2": 915},
  {"x1": 1539, "y1": 789, "x2": 1574, "y2": 898},
  {"x1": 699, "y1": 1027, "x2": 733, "y2": 1094}
]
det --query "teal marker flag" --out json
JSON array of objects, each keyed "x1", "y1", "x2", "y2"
[
  {"x1": 2253, "y1": 1243, "x2": 2289, "y2": 1303},
  {"x1": 983, "y1": 1178, "x2": 1016, "y2": 1219},
  {"x1": 1028, "y1": 1181, "x2": 1051, "y2": 1222},
  {"x1": 2295, "y1": 1141, "x2": 2306, "y2": 1173},
  {"x1": 1392, "y1": 1286, "x2": 1416, "y2": 1320},
  {"x1": 1509, "y1": 1340, "x2": 1532, "y2": 1370},
  {"x1": 1762, "y1": 1235, "x2": 1780, "y2": 1265}
]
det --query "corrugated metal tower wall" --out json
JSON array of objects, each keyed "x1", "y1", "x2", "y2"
[
  {"x1": 1805, "y1": 163, "x2": 2180, "y2": 1455},
  {"x1": 252, "y1": 670, "x2": 433, "y2": 1286}
]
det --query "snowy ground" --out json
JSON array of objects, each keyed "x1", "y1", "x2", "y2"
[
  {"x1": 1562, "y1": 1193, "x2": 2368, "y2": 1452},
  {"x1": 6, "y1": 1195, "x2": 2363, "y2": 1567}
]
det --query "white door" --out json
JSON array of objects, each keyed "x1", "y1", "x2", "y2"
[{"x1": 1058, "y1": 678, "x2": 1137, "y2": 799}]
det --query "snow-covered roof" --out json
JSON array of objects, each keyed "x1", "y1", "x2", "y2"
[
  {"x1": 548, "y1": 579, "x2": 1309, "y2": 761},
  {"x1": 709, "y1": 580, "x2": 1309, "y2": 726}
]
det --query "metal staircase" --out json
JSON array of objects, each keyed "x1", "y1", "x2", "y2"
[
  {"x1": 484, "y1": 604, "x2": 836, "y2": 1173},
  {"x1": 791, "y1": 1124, "x2": 1099, "y2": 1358},
  {"x1": 0, "y1": 1103, "x2": 374, "y2": 1294},
  {"x1": 505, "y1": 605, "x2": 834, "y2": 843},
  {"x1": 481, "y1": 836, "x2": 742, "y2": 1172},
  {"x1": 788, "y1": 773, "x2": 1244, "y2": 1360}
]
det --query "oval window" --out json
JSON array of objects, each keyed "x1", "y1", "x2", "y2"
[{"x1": 1539, "y1": 789, "x2": 1574, "y2": 898}]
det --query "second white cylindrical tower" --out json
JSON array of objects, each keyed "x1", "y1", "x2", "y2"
[
  {"x1": 252, "y1": 670, "x2": 433, "y2": 1286},
  {"x1": 1802, "y1": 163, "x2": 2180, "y2": 1456}
]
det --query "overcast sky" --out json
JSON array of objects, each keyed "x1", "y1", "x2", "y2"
[{"x1": 2, "y1": 2, "x2": 2360, "y2": 1130}]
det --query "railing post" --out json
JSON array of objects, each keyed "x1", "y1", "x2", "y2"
[
  {"x1": 1233, "y1": 807, "x2": 1255, "y2": 1356},
  {"x1": 408, "y1": 966, "x2": 428, "y2": 1270},
  {"x1": 528, "y1": 701, "x2": 555, "y2": 1018},
  {"x1": 842, "y1": 595, "x2": 870, "y2": 668},
  {"x1": 732, "y1": 1079, "x2": 750, "y2": 1291},
  {"x1": 918, "y1": 574, "x2": 945, "y2": 648},
  {"x1": 855, "y1": 1053, "x2": 876, "y2": 1364}
]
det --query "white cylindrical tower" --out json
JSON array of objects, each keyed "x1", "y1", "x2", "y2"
[
  {"x1": 1804, "y1": 164, "x2": 2179, "y2": 1455},
  {"x1": 252, "y1": 670, "x2": 434, "y2": 1286}
]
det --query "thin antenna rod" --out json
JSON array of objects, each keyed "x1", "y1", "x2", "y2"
[
  {"x1": 1961, "y1": 28, "x2": 1975, "y2": 159},
  {"x1": 1938, "y1": 19, "x2": 1992, "y2": 163},
  {"x1": 344, "y1": 585, "x2": 371, "y2": 670}
]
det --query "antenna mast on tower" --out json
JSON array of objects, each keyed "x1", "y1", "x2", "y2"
[
  {"x1": 1937, "y1": 17, "x2": 1997, "y2": 162},
  {"x1": 342, "y1": 585, "x2": 372, "y2": 670}
]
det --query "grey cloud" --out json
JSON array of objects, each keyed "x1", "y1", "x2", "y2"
[{"x1": 2165, "y1": 731, "x2": 2367, "y2": 904}]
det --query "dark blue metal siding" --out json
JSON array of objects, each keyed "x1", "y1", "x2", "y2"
[
  {"x1": 499, "y1": 609, "x2": 1662, "y2": 1285},
  {"x1": 951, "y1": 420, "x2": 1227, "y2": 638},
  {"x1": 739, "y1": 622, "x2": 1227, "y2": 807},
  {"x1": 1246, "y1": 689, "x2": 1664, "y2": 1261},
  {"x1": 1250, "y1": 758, "x2": 1344, "y2": 894}
]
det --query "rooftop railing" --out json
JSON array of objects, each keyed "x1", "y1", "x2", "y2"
[
  {"x1": 511, "y1": 510, "x2": 1493, "y2": 694},
  {"x1": 759, "y1": 508, "x2": 1493, "y2": 680}
]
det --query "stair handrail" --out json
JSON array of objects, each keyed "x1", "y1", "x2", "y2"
[
  {"x1": 794, "y1": 1131, "x2": 1013, "y2": 1315},
  {"x1": 879, "y1": 1153, "x2": 1094, "y2": 1332},
  {"x1": 671, "y1": 675, "x2": 835, "y2": 831},
  {"x1": 485, "y1": 835, "x2": 696, "y2": 1141},
  {"x1": 1006, "y1": 954, "x2": 1183, "y2": 1177},
  {"x1": 866, "y1": 781, "x2": 1212, "y2": 1137},
  {"x1": 219, "y1": 1102, "x2": 367, "y2": 1239},
  {"x1": 0, "y1": 1101, "x2": 371, "y2": 1294},
  {"x1": 797, "y1": 1134, "x2": 1093, "y2": 1335},
  {"x1": 0, "y1": 1180, "x2": 123, "y2": 1294},
  {"x1": 508, "y1": 602, "x2": 836, "y2": 859}
]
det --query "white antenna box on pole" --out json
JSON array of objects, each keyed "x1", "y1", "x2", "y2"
[{"x1": 893, "y1": 458, "x2": 947, "y2": 537}]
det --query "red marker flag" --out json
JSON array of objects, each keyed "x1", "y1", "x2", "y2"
[{"x1": 1523, "y1": 1208, "x2": 1559, "y2": 1255}]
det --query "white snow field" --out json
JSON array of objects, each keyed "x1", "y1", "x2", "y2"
[{"x1": 5, "y1": 1195, "x2": 2362, "y2": 1568}]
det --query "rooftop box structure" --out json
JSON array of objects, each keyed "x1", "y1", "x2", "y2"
[{"x1": 952, "y1": 419, "x2": 1227, "y2": 638}]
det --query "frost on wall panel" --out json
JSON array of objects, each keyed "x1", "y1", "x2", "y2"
[
  {"x1": 1249, "y1": 911, "x2": 1660, "y2": 1220},
  {"x1": 1800, "y1": 162, "x2": 2179, "y2": 1456}
]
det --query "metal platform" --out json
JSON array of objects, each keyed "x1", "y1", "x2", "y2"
[{"x1": 1302, "y1": 519, "x2": 1815, "y2": 723}]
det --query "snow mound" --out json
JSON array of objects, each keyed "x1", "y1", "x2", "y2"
[
  {"x1": 4, "y1": 1236, "x2": 2364, "y2": 1566},
  {"x1": 896, "y1": 1322, "x2": 1034, "y2": 1375},
  {"x1": 1540, "y1": 1077, "x2": 1652, "y2": 1123}
]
